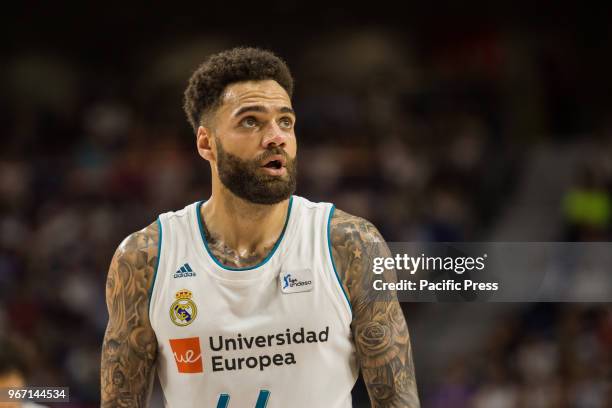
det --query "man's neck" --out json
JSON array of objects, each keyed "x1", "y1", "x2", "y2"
[{"x1": 200, "y1": 189, "x2": 291, "y2": 268}]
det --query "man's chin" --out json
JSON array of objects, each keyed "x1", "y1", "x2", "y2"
[
  {"x1": 220, "y1": 182, "x2": 293, "y2": 205},
  {"x1": 241, "y1": 193, "x2": 293, "y2": 205}
]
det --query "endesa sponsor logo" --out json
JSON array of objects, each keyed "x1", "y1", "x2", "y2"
[{"x1": 169, "y1": 337, "x2": 203, "y2": 373}]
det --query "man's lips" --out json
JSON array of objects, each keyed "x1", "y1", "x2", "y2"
[
  {"x1": 261, "y1": 154, "x2": 287, "y2": 169},
  {"x1": 260, "y1": 154, "x2": 288, "y2": 176},
  {"x1": 260, "y1": 166, "x2": 287, "y2": 176}
]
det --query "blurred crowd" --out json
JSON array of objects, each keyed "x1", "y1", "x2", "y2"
[
  {"x1": 562, "y1": 139, "x2": 612, "y2": 241},
  {"x1": 424, "y1": 304, "x2": 612, "y2": 408},
  {"x1": 1, "y1": 11, "x2": 612, "y2": 407}
]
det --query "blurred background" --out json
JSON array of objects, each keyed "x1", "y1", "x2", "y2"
[{"x1": 1, "y1": 2, "x2": 611, "y2": 407}]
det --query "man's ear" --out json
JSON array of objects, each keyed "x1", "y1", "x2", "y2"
[{"x1": 196, "y1": 126, "x2": 215, "y2": 162}]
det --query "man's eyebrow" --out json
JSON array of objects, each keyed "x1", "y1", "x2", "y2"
[
  {"x1": 233, "y1": 105, "x2": 295, "y2": 117},
  {"x1": 279, "y1": 107, "x2": 295, "y2": 115}
]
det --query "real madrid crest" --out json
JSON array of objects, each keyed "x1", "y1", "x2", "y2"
[{"x1": 170, "y1": 289, "x2": 197, "y2": 326}]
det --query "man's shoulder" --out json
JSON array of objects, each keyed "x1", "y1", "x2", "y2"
[
  {"x1": 328, "y1": 207, "x2": 387, "y2": 286},
  {"x1": 116, "y1": 221, "x2": 160, "y2": 260},
  {"x1": 106, "y1": 221, "x2": 159, "y2": 322},
  {"x1": 159, "y1": 201, "x2": 200, "y2": 220},
  {"x1": 329, "y1": 208, "x2": 385, "y2": 245},
  {"x1": 327, "y1": 208, "x2": 393, "y2": 309},
  {"x1": 108, "y1": 221, "x2": 160, "y2": 291}
]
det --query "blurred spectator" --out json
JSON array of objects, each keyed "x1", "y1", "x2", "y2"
[
  {"x1": 0, "y1": 339, "x2": 46, "y2": 408},
  {"x1": 562, "y1": 164, "x2": 611, "y2": 241}
]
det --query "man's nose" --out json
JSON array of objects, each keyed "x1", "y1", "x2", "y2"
[{"x1": 261, "y1": 122, "x2": 288, "y2": 149}]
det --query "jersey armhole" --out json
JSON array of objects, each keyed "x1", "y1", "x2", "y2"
[
  {"x1": 148, "y1": 217, "x2": 163, "y2": 316},
  {"x1": 326, "y1": 205, "x2": 353, "y2": 318}
]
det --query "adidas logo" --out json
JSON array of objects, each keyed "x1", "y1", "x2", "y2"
[{"x1": 173, "y1": 263, "x2": 196, "y2": 279}]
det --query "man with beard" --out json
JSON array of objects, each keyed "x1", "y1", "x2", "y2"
[{"x1": 101, "y1": 48, "x2": 420, "y2": 408}]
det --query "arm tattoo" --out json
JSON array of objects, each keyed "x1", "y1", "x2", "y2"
[
  {"x1": 330, "y1": 209, "x2": 420, "y2": 408},
  {"x1": 101, "y1": 222, "x2": 159, "y2": 407},
  {"x1": 201, "y1": 219, "x2": 274, "y2": 269}
]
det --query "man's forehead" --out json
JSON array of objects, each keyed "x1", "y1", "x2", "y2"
[{"x1": 221, "y1": 80, "x2": 291, "y2": 109}]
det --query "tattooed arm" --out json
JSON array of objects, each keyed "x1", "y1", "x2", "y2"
[
  {"x1": 101, "y1": 222, "x2": 159, "y2": 407},
  {"x1": 330, "y1": 209, "x2": 420, "y2": 408}
]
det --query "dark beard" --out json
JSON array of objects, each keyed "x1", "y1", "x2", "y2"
[{"x1": 216, "y1": 140, "x2": 297, "y2": 205}]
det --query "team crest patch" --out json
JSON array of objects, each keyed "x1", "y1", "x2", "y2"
[{"x1": 170, "y1": 289, "x2": 198, "y2": 326}]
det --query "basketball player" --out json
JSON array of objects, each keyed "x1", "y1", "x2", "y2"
[{"x1": 101, "y1": 47, "x2": 419, "y2": 407}]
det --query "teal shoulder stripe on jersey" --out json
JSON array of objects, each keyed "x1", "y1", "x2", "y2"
[
  {"x1": 255, "y1": 390, "x2": 270, "y2": 408},
  {"x1": 197, "y1": 196, "x2": 293, "y2": 271},
  {"x1": 216, "y1": 394, "x2": 230, "y2": 408},
  {"x1": 148, "y1": 217, "x2": 162, "y2": 313},
  {"x1": 327, "y1": 205, "x2": 353, "y2": 313}
]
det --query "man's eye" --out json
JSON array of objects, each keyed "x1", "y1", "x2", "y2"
[
  {"x1": 241, "y1": 117, "x2": 258, "y2": 128},
  {"x1": 279, "y1": 117, "x2": 293, "y2": 128}
]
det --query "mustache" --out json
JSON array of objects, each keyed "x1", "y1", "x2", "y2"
[{"x1": 254, "y1": 147, "x2": 292, "y2": 164}]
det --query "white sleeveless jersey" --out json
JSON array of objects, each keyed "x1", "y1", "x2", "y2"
[{"x1": 149, "y1": 195, "x2": 358, "y2": 408}]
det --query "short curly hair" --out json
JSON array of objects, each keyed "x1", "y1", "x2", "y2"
[{"x1": 183, "y1": 47, "x2": 294, "y2": 133}]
